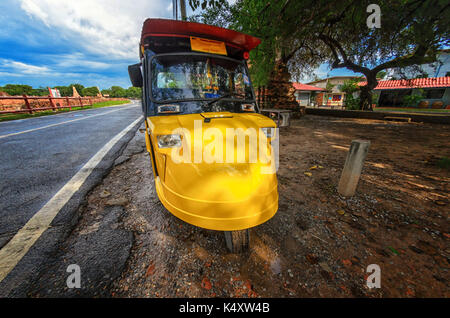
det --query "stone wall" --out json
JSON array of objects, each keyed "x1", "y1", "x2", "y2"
[{"x1": 0, "y1": 97, "x2": 128, "y2": 112}]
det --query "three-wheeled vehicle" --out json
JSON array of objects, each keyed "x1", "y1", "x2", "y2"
[{"x1": 128, "y1": 19, "x2": 278, "y2": 253}]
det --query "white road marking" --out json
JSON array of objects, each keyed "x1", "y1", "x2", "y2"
[
  {"x1": 0, "y1": 116, "x2": 143, "y2": 283},
  {"x1": 0, "y1": 101, "x2": 134, "y2": 126},
  {"x1": 0, "y1": 104, "x2": 139, "y2": 139}
]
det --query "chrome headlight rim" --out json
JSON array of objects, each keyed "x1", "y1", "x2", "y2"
[{"x1": 157, "y1": 134, "x2": 182, "y2": 148}]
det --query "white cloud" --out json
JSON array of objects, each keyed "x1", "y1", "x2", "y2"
[
  {"x1": 51, "y1": 53, "x2": 111, "y2": 69},
  {"x1": 0, "y1": 57, "x2": 128, "y2": 88},
  {"x1": 21, "y1": 0, "x2": 50, "y2": 26},
  {"x1": 0, "y1": 59, "x2": 50, "y2": 74},
  {"x1": 19, "y1": 0, "x2": 171, "y2": 60}
]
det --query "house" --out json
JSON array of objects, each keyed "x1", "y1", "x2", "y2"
[
  {"x1": 292, "y1": 83, "x2": 325, "y2": 106},
  {"x1": 306, "y1": 76, "x2": 362, "y2": 107},
  {"x1": 358, "y1": 76, "x2": 450, "y2": 108}
]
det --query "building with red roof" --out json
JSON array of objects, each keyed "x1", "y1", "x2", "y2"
[
  {"x1": 292, "y1": 83, "x2": 326, "y2": 91},
  {"x1": 359, "y1": 76, "x2": 450, "y2": 108},
  {"x1": 292, "y1": 83, "x2": 325, "y2": 106},
  {"x1": 293, "y1": 76, "x2": 360, "y2": 107},
  {"x1": 358, "y1": 76, "x2": 450, "y2": 90}
]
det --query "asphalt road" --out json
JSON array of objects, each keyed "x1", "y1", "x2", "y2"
[{"x1": 0, "y1": 101, "x2": 143, "y2": 296}]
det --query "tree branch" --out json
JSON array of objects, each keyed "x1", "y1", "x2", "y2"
[
  {"x1": 372, "y1": 44, "x2": 435, "y2": 73},
  {"x1": 318, "y1": 34, "x2": 372, "y2": 76},
  {"x1": 282, "y1": 40, "x2": 306, "y2": 63}
]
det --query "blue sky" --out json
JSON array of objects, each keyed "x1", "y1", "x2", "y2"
[{"x1": 0, "y1": 0, "x2": 358, "y2": 90}]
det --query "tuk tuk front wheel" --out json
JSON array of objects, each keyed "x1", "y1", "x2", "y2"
[{"x1": 224, "y1": 229, "x2": 250, "y2": 253}]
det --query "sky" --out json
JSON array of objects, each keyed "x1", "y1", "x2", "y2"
[{"x1": 0, "y1": 0, "x2": 358, "y2": 90}]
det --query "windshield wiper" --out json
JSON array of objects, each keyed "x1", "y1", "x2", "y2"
[
  {"x1": 206, "y1": 93, "x2": 247, "y2": 106},
  {"x1": 206, "y1": 93, "x2": 232, "y2": 106}
]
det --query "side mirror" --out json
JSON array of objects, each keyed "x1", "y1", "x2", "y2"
[{"x1": 128, "y1": 63, "x2": 143, "y2": 87}]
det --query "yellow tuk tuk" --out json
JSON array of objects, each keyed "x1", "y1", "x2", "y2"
[{"x1": 128, "y1": 19, "x2": 278, "y2": 252}]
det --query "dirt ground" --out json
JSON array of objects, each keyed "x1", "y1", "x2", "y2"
[{"x1": 78, "y1": 115, "x2": 449, "y2": 298}]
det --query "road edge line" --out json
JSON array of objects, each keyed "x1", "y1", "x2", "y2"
[{"x1": 0, "y1": 116, "x2": 143, "y2": 283}]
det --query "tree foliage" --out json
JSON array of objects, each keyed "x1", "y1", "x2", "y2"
[
  {"x1": 194, "y1": 0, "x2": 450, "y2": 110},
  {"x1": 339, "y1": 78, "x2": 362, "y2": 110},
  {"x1": 339, "y1": 79, "x2": 361, "y2": 95},
  {"x1": 0, "y1": 84, "x2": 44, "y2": 96},
  {"x1": 101, "y1": 86, "x2": 142, "y2": 98},
  {"x1": 125, "y1": 87, "x2": 143, "y2": 98},
  {"x1": 376, "y1": 71, "x2": 387, "y2": 80},
  {"x1": 54, "y1": 85, "x2": 72, "y2": 97},
  {"x1": 71, "y1": 83, "x2": 85, "y2": 96},
  {"x1": 188, "y1": 0, "x2": 226, "y2": 11},
  {"x1": 82, "y1": 86, "x2": 100, "y2": 97},
  {"x1": 1, "y1": 83, "x2": 141, "y2": 98}
]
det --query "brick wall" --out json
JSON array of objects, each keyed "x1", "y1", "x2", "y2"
[{"x1": 0, "y1": 97, "x2": 128, "y2": 111}]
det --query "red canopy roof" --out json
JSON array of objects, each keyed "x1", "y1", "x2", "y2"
[
  {"x1": 358, "y1": 76, "x2": 450, "y2": 90},
  {"x1": 141, "y1": 19, "x2": 261, "y2": 52},
  {"x1": 293, "y1": 83, "x2": 325, "y2": 91}
]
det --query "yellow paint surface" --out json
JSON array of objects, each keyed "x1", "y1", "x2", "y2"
[{"x1": 146, "y1": 112, "x2": 278, "y2": 231}]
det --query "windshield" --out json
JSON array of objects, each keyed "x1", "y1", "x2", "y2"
[{"x1": 150, "y1": 54, "x2": 254, "y2": 103}]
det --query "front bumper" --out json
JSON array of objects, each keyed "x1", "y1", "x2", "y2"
[{"x1": 154, "y1": 176, "x2": 278, "y2": 231}]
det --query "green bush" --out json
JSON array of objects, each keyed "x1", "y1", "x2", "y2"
[
  {"x1": 345, "y1": 96, "x2": 360, "y2": 110},
  {"x1": 403, "y1": 89, "x2": 424, "y2": 107},
  {"x1": 340, "y1": 79, "x2": 361, "y2": 110},
  {"x1": 437, "y1": 157, "x2": 450, "y2": 170}
]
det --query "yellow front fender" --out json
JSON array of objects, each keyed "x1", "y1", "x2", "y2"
[{"x1": 145, "y1": 112, "x2": 278, "y2": 231}]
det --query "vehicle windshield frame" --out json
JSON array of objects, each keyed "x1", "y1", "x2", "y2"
[{"x1": 148, "y1": 52, "x2": 256, "y2": 105}]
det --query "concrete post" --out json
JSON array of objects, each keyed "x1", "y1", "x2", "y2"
[{"x1": 338, "y1": 140, "x2": 370, "y2": 196}]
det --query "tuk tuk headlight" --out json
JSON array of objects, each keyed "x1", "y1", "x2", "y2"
[
  {"x1": 158, "y1": 104, "x2": 180, "y2": 114},
  {"x1": 157, "y1": 134, "x2": 182, "y2": 148},
  {"x1": 241, "y1": 103, "x2": 255, "y2": 112},
  {"x1": 261, "y1": 127, "x2": 275, "y2": 138}
]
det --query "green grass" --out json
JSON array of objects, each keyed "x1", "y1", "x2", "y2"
[
  {"x1": 375, "y1": 107, "x2": 450, "y2": 114},
  {"x1": 0, "y1": 100, "x2": 131, "y2": 122},
  {"x1": 437, "y1": 157, "x2": 450, "y2": 170}
]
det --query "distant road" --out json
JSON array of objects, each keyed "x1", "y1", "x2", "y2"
[{"x1": 0, "y1": 100, "x2": 143, "y2": 296}]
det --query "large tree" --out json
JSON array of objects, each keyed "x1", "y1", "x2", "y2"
[
  {"x1": 82, "y1": 86, "x2": 100, "y2": 97},
  {"x1": 310, "y1": 0, "x2": 449, "y2": 110},
  {"x1": 193, "y1": 0, "x2": 450, "y2": 110}
]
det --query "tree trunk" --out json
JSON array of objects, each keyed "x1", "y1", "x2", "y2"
[
  {"x1": 359, "y1": 73, "x2": 378, "y2": 111},
  {"x1": 179, "y1": 0, "x2": 187, "y2": 21},
  {"x1": 265, "y1": 60, "x2": 299, "y2": 111},
  {"x1": 359, "y1": 86, "x2": 373, "y2": 111}
]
